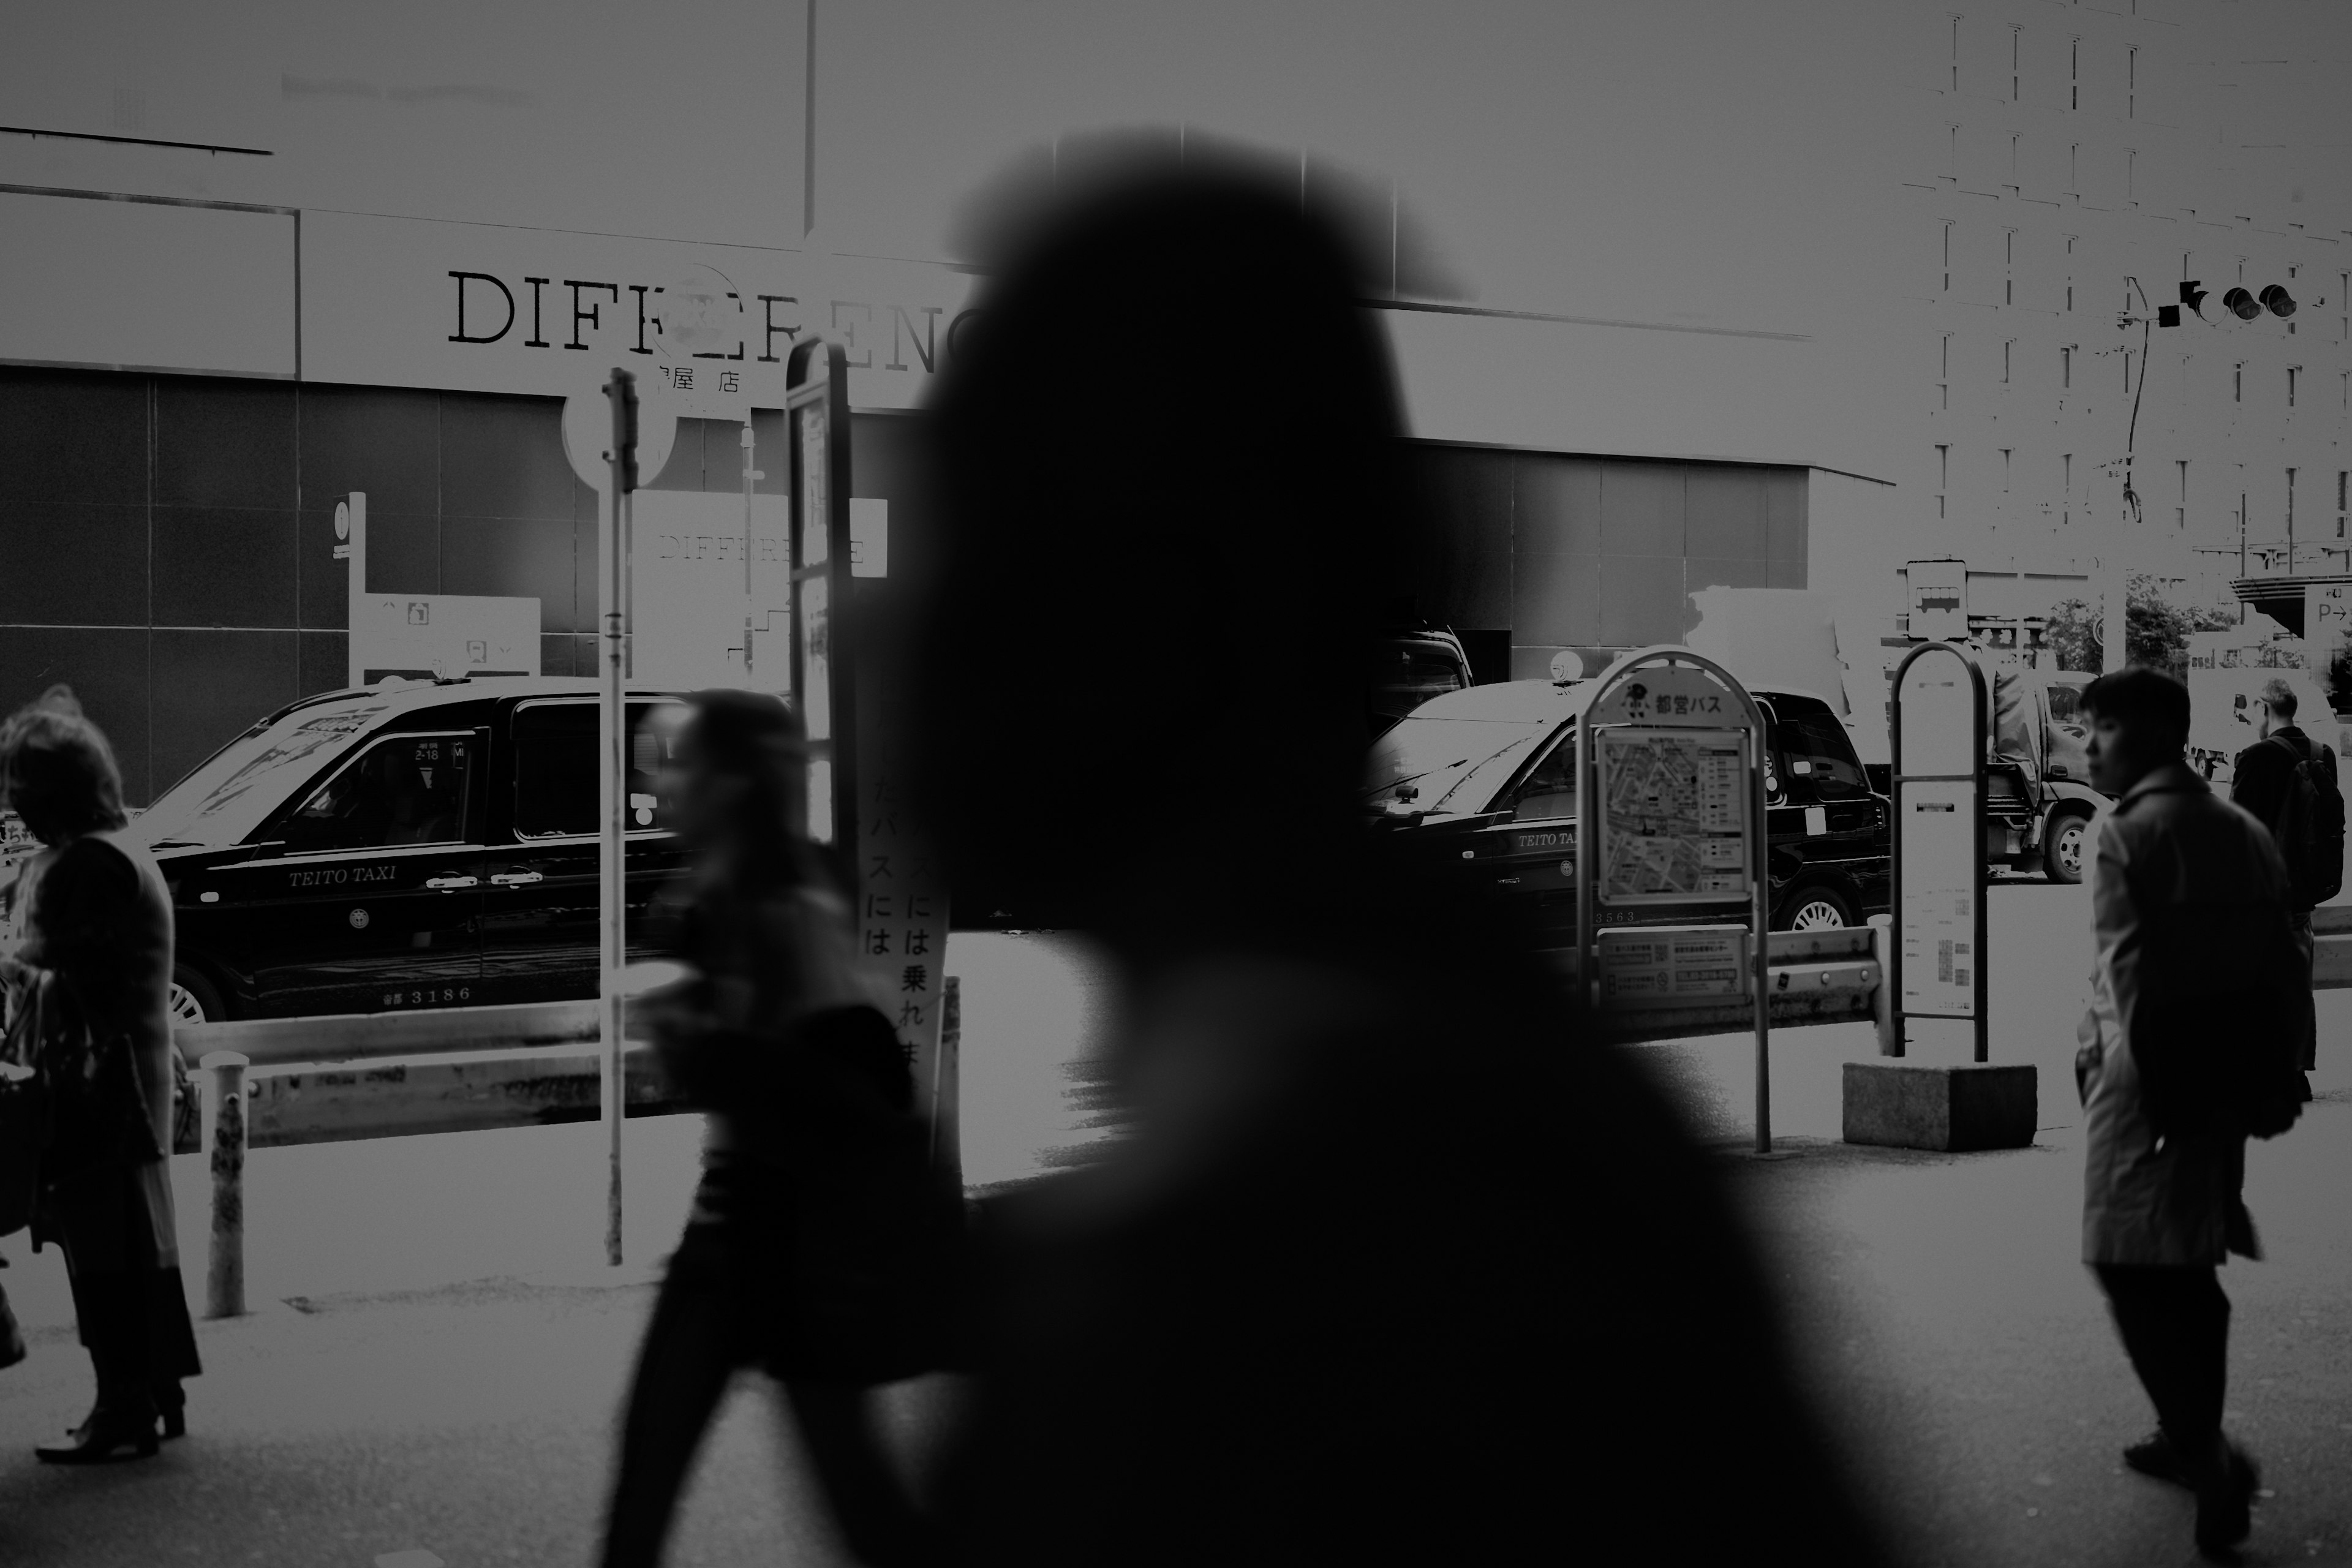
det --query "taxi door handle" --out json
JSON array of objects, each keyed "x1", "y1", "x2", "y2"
[
  {"x1": 490, "y1": 872, "x2": 544, "y2": 886},
  {"x1": 425, "y1": 875, "x2": 480, "y2": 891}
]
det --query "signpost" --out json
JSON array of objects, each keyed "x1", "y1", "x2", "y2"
[
  {"x1": 1576, "y1": 648, "x2": 1774, "y2": 1150},
  {"x1": 1889, "y1": 641, "x2": 1990, "y2": 1061},
  {"x1": 782, "y1": 336, "x2": 953, "y2": 1179},
  {"x1": 1905, "y1": 558, "x2": 1968, "y2": 643},
  {"x1": 1841, "y1": 638, "x2": 2032, "y2": 1152},
  {"x1": 785, "y1": 336, "x2": 856, "y2": 861},
  {"x1": 599, "y1": 369, "x2": 640, "y2": 1265}
]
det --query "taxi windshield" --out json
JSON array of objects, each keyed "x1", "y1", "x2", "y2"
[
  {"x1": 1364, "y1": 714, "x2": 1550, "y2": 815},
  {"x1": 134, "y1": 703, "x2": 392, "y2": 848}
]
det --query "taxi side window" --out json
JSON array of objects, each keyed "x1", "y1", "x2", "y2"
[
  {"x1": 1768, "y1": 699, "x2": 1871, "y2": 802},
  {"x1": 1506, "y1": 733, "x2": 1578, "y2": 821},
  {"x1": 513, "y1": 702, "x2": 678, "y2": 839},
  {"x1": 275, "y1": 734, "x2": 473, "y2": 853}
]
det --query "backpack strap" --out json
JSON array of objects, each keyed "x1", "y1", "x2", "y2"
[{"x1": 2268, "y1": 732, "x2": 2318, "y2": 769}]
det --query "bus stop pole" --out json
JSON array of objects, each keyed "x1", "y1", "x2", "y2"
[{"x1": 601, "y1": 371, "x2": 637, "y2": 1267}]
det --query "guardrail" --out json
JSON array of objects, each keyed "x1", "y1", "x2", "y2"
[
  {"x1": 177, "y1": 980, "x2": 964, "y2": 1319},
  {"x1": 176, "y1": 998, "x2": 682, "y2": 1150}
]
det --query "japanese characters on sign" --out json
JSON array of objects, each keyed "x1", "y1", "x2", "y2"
[
  {"x1": 1596, "y1": 924, "x2": 1749, "y2": 1007},
  {"x1": 1898, "y1": 780, "x2": 1978, "y2": 1019},
  {"x1": 796, "y1": 398, "x2": 835, "y2": 842},
  {"x1": 1588, "y1": 666, "x2": 1735, "y2": 727},
  {"x1": 857, "y1": 769, "x2": 948, "y2": 1064}
]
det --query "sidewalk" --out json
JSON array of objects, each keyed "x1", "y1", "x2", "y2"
[
  {"x1": 0, "y1": 1267, "x2": 960, "y2": 1568},
  {"x1": 1725, "y1": 1102, "x2": 2352, "y2": 1568}
]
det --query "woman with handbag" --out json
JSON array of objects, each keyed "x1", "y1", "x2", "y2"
[
  {"x1": 597, "y1": 690, "x2": 948, "y2": 1568},
  {"x1": 0, "y1": 687, "x2": 201, "y2": 1462}
]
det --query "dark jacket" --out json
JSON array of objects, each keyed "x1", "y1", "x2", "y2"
[
  {"x1": 648, "y1": 875, "x2": 955, "y2": 1384},
  {"x1": 2231, "y1": 726, "x2": 2337, "y2": 910},
  {"x1": 935, "y1": 877, "x2": 1894, "y2": 1566},
  {"x1": 17, "y1": 832, "x2": 176, "y2": 1164}
]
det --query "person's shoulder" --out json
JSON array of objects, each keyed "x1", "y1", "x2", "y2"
[{"x1": 45, "y1": 834, "x2": 137, "y2": 889}]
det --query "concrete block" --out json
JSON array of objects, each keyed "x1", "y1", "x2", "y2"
[{"x1": 1842, "y1": 1060, "x2": 2037, "y2": 1152}]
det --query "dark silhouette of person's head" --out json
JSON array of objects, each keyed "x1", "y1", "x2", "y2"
[
  {"x1": 2082, "y1": 665, "x2": 2190, "y2": 794},
  {"x1": 0, "y1": 685, "x2": 129, "y2": 845},
  {"x1": 914, "y1": 145, "x2": 1410, "y2": 957},
  {"x1": 671, "y1": 688, "x2": 821, "y2": 893}
]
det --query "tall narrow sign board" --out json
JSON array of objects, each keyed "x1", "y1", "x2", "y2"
[
  {"x1": 1576, "y1": 647, "x2": 1774, "y2": 1150},
  {"x1": 1890, "y1": 641, "x2": 1991, "y2": 1061},
  {"x1": 783, "y1": 340, "x2": 954, "y2": 1172},
  {"x1": 786, "y1": 338, "x2": 856, "y2": 862}
]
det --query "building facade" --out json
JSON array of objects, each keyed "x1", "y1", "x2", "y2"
[
  {"x1": 4, "y1": 1, "x2": 2346, "y2": 799},
  {"x1": 1902, "y1": 0, "x2": 2352, "y2": 623}
]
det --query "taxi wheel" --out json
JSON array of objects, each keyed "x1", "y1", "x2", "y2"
[
  {"x1": 168, "y1": 967, "x2": 224, "y2": 1027},
  {"x1": 1776, "y1": 886, "x2": 1853, "y2": 932},
  {"x1": 2044, "y1": 812, "x2": 2089, "y2": 885}
]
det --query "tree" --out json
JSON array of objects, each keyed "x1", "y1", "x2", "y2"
[{"x1": 2044, "y1": 573, "x2": 2234, "y2": 679}]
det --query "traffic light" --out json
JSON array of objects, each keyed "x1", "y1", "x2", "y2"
[
  {"x1": 2217, "y1": 284, "x2": 2294, "y2": 322},
  {"x1": 2179, "y1": 280, "x2": 2208, "y2": 316}
]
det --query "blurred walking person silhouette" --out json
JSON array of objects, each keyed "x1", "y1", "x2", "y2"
[
  {"x1": 910, "y1": 140, "x2": 1894, "y2": 1566},
  {"x1": 0, "y1": 687, "x2": 202, "y2": 1462},
  {"x1": 597, "y1": 691, "x2": 951, "y2": 1567}
]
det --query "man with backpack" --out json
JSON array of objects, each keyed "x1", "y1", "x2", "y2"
[
  {"x1": 2076, "y1": 667, "x2": 2305, "y2": 1561},
  {"x1": 2230, "y1": 676, "x2": 2342, "y2": 1102}
]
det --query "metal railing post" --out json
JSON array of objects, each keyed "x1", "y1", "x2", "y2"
[
  {"x1": 200, "y1": 1050, "x2": 248, "y2": 1319},
  {"x1": 1869, "y1": 918, "x2": 1900, "y2": 1057}
]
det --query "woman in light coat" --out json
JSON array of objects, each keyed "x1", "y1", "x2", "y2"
[{"x1": 2076, "y1": 666, "x2": 2294, "y2": 1558}]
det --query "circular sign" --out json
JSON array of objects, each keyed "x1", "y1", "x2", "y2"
[
  {"x1": 349, "y1": 908, "x2": 370, "y2": 930},
  {"x1": 334, "y1": 500, "x2": 350, "y2": 541},
  {"x1": 561, "y1": 374, "x2": 679, "y2": 492},
  {"x1": 655, "y1": 265, "x2": 745, "y2": 361}
]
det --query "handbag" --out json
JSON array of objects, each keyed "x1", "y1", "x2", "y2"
[
  {"x1": 35, "y1": 973, "x2": 163, "y2": 1188},
  {"x1": 0, "y1": 978, "x2": 50, "y2": 1237}
]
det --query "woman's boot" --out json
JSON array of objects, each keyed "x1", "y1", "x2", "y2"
[{"x1": 36, "y1": 1272, "x2": 158, "y2": 1464}]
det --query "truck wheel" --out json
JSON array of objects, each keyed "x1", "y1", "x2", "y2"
[
  {"x1": 1776, "y1": 884, "x2": 1855, "y2": 931},
  {"x1": 168, "y1": 965, "x2": 224, "y2": 1026},
  {"x1": 2043, "y1": 812, "x2": 2090, "y2": 884}
]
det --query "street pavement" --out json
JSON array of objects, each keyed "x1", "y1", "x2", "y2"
[{"x1": 5, "y1": 899, "x2": 2352, "y2": 1566}]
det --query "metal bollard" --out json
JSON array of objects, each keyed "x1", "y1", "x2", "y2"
[
  {"x1": 1868, "y1": 917, "x2": 1901, "y2": 1058},
  {"x1": 201, "y1": 1050, "x2": 248, "y2": 1319},
  {"x1": 929, "y1": 975, "x2": 963, "y2": 1186}
]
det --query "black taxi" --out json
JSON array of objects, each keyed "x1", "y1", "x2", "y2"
[
  {"x1": 1363, "y1": 676, "x2": 1890, "y2": 953},
  {"x1": 2, "y1": 678, "x2": 690, "y2": 1024}
]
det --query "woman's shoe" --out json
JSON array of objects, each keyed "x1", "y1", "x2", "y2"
[
  {"x1": 35, "y1": 1411, "x2": 160, "y2": 1464},
  {"x1": 159, "y1": 1406, "x2": 186, "y2": 1440}
]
